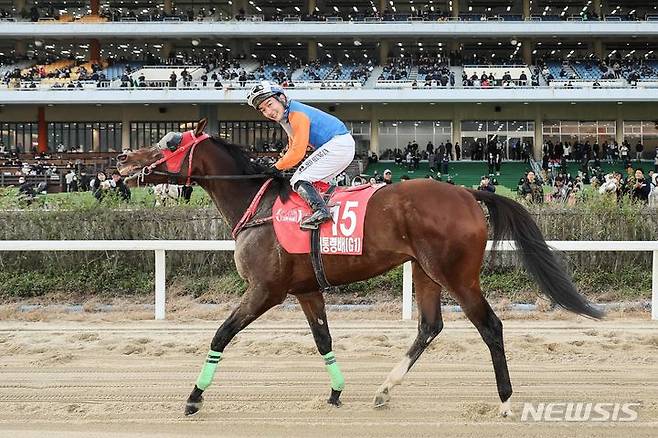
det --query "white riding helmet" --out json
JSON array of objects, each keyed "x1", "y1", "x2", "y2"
[{"x1": 247, "y1": 80, "x2": 285, "y2": 109}]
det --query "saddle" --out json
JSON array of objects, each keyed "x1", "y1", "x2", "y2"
[
  {"x1": 234, "y1": 180, "x2": 386, "y2": 292},
  {"x1": 273, "y1": 182, "x2": 386, "y2": 291}
]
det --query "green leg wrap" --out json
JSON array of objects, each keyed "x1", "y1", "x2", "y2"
[
  {"x1": 323, "y1": 351, "x2": 345, "y2": 391},
  {"x1": 195, "y1": 350, "x2": 222, "y2": 390}
]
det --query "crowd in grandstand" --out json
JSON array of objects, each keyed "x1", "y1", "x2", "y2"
[
  {"x1": 2, "y1": 4, "x2": 656, "y2": 23},
  {"x1": 2, "y1": 48, "x2": 657, "y2": 91}
]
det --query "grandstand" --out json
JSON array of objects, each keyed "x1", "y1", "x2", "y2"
[{"x1": 0, "y1": 0, "x2": 657, "y2": 194}]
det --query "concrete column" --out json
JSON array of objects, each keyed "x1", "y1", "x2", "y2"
[
  {"x1": 308, "y1": 40, "x2": 317, "y2": 61},
  {"x1": 308, "y1": 0, "x2": 316, "y2": 15},
  {"x1": 451, "y1": 0, "x2": 459, "y2": 19},
  {"x1": 369, "y1": 108, "x2": 380, "y2": 156},
  {"x1": 451, "y1": 107, "x2": 461, "y2": 150},
  {"x1": 616, "y1": 110, "x2": 624, "y2": 145},
  {"x1": 534, "y1": 106, "x2": 543, "y2": 160},
  {"x1": 593, "y1": 0, "x2": 602, "y2": 19},
  {"x1": 89, "y1": 39, "x2": 101, "y2": 62},
  {"x1": 199, "y1": 104, "x2": 218, "y2": 136},
  {"x1": 593, "y1": 40, "x2": 604, "y2": 60},
  {"x1": 161, "y1": 41, "x2": 173, "y2": 60},
  {"x1": 92, "y1": 127, "x2": 100, "y2": 152},
  {"x1": 15, "y1": 40, "x2": 26, "y2": 57},
  {"x1": 90, "y1": 0, "x2": 100, "y2": 15},
  {"x1": 163, "y1": 0, "x2": 172, "y2": 14},
  {"x1": 38, "y1": 107, "x2": 47, "y2": 153},
  {"x1": 378, "y1": 0, "x2": 386, "y2": 14},
  {"x1": 378, "y1": 40, "x2": 389, "y2": 64},
  {"x1": 522, "y1": 0, "x2": 530, "y2": 19},
  {"x1": 522, "y1": 40, "x2": 532, "y2": 65},
  {"x1": 15, "y1": 0, "x2": 26, "y2": 15},
  {"x1": 121, "y1": 109, "x2": 131, "y2": 150}
]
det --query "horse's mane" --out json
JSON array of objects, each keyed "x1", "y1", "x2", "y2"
[{"x1": 208, "y1": 136, "x2": 291, "y2": 201}]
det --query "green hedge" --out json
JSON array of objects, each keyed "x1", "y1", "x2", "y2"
[{"x1": 0, "y1": 188, "x2": 656, "y2": 299}]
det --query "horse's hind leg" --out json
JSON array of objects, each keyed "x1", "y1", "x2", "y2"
[
  {"x1": 450, "y1": 284, "x2": 513, "y2": 417},
  {"x1": 374, "y1": 262, "x2": 443, "y2": 407},
  {"x1": 184, "y1": 285, "x2": 285, "y2": 416},
  {"x1": 297, "y1": 291, "x2": 345, "y2": 406}
]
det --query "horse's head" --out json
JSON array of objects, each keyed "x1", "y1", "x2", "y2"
[{"x1": 117, "y1": 118, "x2": 208, "y2": 185}]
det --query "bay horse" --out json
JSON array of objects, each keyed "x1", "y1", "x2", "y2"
[{"x1": 117, "y1": 119, "x2": 602, "y2": 418}]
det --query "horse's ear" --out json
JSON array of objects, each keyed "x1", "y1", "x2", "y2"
[{"x1": 195, "y1": 118, "x2": 208, "y2": 137}]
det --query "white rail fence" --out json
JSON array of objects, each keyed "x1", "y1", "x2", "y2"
[{"x1": 1, "y1": 240, "x2": 657, "y2": 321}]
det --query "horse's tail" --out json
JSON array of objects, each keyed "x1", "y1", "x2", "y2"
[{"x1": 469, "y1": 189, "x2": 604, "y2": 319}]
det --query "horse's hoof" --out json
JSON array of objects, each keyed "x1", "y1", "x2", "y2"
[
  {"x1": 373, "y1": 388, "x2": 390, "y2": 408},
  {"x1": 184, "y1": 396, "x2": 203, "y2": 416},
  {"x1": 499, "y1": 399, "x2": 513, "y2": 418},
  {"x1": 327, "y1": 389, "x2": 342, "y2": 407}
]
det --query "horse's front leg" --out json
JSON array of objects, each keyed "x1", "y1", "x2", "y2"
[
  {"x1": 184, "y1": 285, "x2": 285, "y2": 416},
  {"x1": 297, "y1": 291, "x2": 345, "y2": 407}
]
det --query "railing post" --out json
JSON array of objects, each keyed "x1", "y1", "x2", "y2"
[
  {"x1": 155, "y1": 249, "x2": 166, "y2": 320},
  {"x1": 402, "y1": 261, "x2": 413, "y2": 320},
  {"x1": 651, "y1": 251, "x2": 658, "y2": 321}
]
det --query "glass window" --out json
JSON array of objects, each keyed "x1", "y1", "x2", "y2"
[
  {"x1": 378, "y1": 120, "x2": 452, "y2": 152},
  {"x1": 0, "y1": 122, "x2": 37, "y2": 153},
  {"x1": 624, "y1": 121, "x2": 658, "y2": 158},
  {"x1": 48, "y1": 122, "x2": 122, "y2": 152},
  {"x1": 542, "y1": 121, "x2": 616, "y2": 145},
  {"x1": 461, "y1": 120, "x2": 535, "y2": 160},
  {"x1": 217, "y1": 120, "x2": 286, "y2": 152},
  {"x1": 130, "y1": 121, "x2": 197, "y2": 149}
]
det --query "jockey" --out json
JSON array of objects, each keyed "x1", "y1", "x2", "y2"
[{"x1": 247, "y1": 80, "x2": 356, "y2": 229}]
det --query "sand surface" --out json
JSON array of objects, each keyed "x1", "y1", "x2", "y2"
[{"x1": 0, "y1": 309, "x2": 657, "y2": 437}]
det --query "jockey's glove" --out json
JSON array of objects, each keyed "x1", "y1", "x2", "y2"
[{"x1": 262, "y1": 166, "x2": 282, "y2": 178}]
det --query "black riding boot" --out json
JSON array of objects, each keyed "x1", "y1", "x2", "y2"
[{"x1": 294, "y1": 181, "x2": 332, "y2": 230}]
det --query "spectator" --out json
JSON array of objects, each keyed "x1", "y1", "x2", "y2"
[
  {"x1": 111, "y1": 170, "x2": 131, "y2": 201},
  {"x1": 598, "y1": 172, "x2": 623, "y2": 200},
  {"x1": 549, "y1": 176, "x2": 571, "y2": 203},
  {"x1": 635, "y1": 142, "x2": 644, "y2": 161},
  {"x1": 17, "y1": 176, "x2": 36, "y2": 205},
  {"x1": 519, "y1": 171, "x2": 543, "y2": 204},
  {"x1": 65, "y1": 169, "x2": 77, "y2": 192},
  {"x1": 91, "y1": 171, "x2": 109, "y2": 201},
  {"x1": 631, "y1": 168, "x2": 650, "y2": 203},
  {"x1": 619, "y1": 142, "x2": 629, "y2": 163},
  {"x1": 441, "y1": 152, "x2": 450, "y2": 175},
  {"x1": 383, "y1": 169, "x2": 393, "y2": 184},
  {"x1": 478, "y1": 175, "x2": 495, "y2": 193}
]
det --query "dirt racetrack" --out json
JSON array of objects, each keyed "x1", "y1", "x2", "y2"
[{"x1": 0, "y1": 309, "x2": 657, "y2": 438}]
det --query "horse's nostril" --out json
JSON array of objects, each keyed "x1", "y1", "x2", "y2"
[{"x1": 117, "y1": 154, "x2": 127, "y2": 163}]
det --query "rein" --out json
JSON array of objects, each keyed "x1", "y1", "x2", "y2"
[
  {"x1": 123, "y1": 130, "x2": 278, "y2": 185},
  {"x1": 123, "y1": 132, "x2": 281, "y2": 238}
]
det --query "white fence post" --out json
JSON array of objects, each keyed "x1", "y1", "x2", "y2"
[
  {"x1": 651, "y1": 250, "x2": 658, "y2": 321},
  {"x1": 154, "y1": 249, "x2": 166, "y2": 320},
  {"x1": 402, "y1": 261, "x2": 413, "y2": 320}
]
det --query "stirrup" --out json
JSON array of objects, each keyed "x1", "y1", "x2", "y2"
[{"x1": 300, "y1": 210, "x2": 332, "y2": 230}]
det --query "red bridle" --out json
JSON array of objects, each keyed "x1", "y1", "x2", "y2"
[{"x1": 143, "y1": 130, "x2": 209, "y2": 186}]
